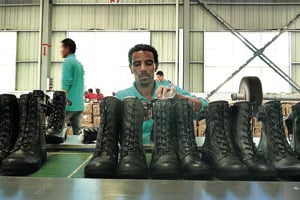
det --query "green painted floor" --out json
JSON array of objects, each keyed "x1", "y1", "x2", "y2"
[
  {"x1": 30, "y1": 151, "x2": 92, "y2": 178},
  {"x1": 28, "y1": 151, "x2": 153, "y2": 178}
]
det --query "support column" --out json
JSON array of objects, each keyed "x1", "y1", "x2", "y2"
[
  {"x1": 39, "y1": 0, "x2": 52, "y2": 91},
  {"x1": 183, "y1": 0, "x2": 190, "y2": 91}
]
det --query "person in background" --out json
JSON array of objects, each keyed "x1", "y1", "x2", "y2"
[
  {"x1": 96, "y1": 88, "x2": 104, "y2": 101},
  {"x1": 61, "y1": 38, "x2": 84, "y2": 135},
  {"x1": 85, "y1": 88, "x2": 97, "y2": 102},
  {"x1": 156, "y1": 70, "x2": 172, "y2": 87}
]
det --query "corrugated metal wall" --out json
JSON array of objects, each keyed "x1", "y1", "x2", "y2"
[{"x1": 1, "y1": 0, "x2": 300, "y2": 92}]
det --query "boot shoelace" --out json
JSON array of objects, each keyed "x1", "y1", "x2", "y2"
[
  {"x1": 13, "y1": 96, "x2": 40, "y2": 151},
  {"x1": 239, "y1": 107, "x2": 256, "y2": 159},
  {"x1": 266, "y1": 107, "x2": 295, "y2": 156},
  {"x1": 211, "y1": 105, "x2": 232, "y2": 156},
  {"x1": 97, "y1": 124, "x2": 115, "y2": 153},
  {"x1": 0, "y1": 104, "x2": 10, "y2": 149},
  {"x1": 48, "y1": 97, "x2": 66, "y2": 129},
  {"x1": 96, "y1": 100, "x2": 117, "y2": 154},
  {"x1": 154, "y1": 110, "x2": 174, "y2": 155},
  {"x1": 121, "y1": 102, "x2": 142, "y2": 155},
  {"x1": 177, "y1": 103, "x2": 198, "y2": 156}
]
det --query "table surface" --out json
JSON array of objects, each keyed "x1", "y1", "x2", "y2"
[
  {"x1": 1, "y1": 136, "x2": 298, "y2": 200},
  {"x1": 0, "y1": 176, "x2": 300, "y2": 200}
]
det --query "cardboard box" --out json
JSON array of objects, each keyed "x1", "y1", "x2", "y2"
[
  {"x1": 281, "y1": 102, "x2": 297, "y2": 116},
  {"x1": 93, "y1": 116, "x2": 101, "y2": 127},
  {"x1": 83, "y1": 103, "x2": 93, "y2": 115},
  {"x1": 252, "y1": 117, "x2": 262, "y2": 137},
  {"x1": 67, "y1": 126, "x2": 73, "y2": 135},
  {"x1": 193, "y1": 120, "x2": 198, "y2": 137},
  {"x1": 92, "y1": 103, "x2": 100, "y2": 116},
  {"x1": 82, "y1": 114, "x2": 93, "y2": 126},
  {"x1": 197, "y1": 119, "x2": 206, "y2": 137}
]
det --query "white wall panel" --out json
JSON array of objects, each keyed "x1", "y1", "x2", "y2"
[{"x1": 0, "y1": 32, "x2": 16, "y2": 91}]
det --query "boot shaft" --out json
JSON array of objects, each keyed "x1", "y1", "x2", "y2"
[
  {"x1": 0, "y1": 94, "x2": 20, "y2": 154},
  {"x1": 230, "y1": 101, "x2": 255, "y2": 158},
  {"x1": 290, "y1": 102, "x2": 300, "y2": 154},
  {"x1": 95, "y1": 96, "x2": 121, "y2": 154},
  {"x1": 120, "y1": 97, "x2": 144, "y2": 155},
  {"x1": 152, "y1": 98, "x2": 176, "y2": 156},
  {"x1": 203, "y1": 100, "x2": 236, "y2": 157},
  {"x1": 173, "y1": 98, "x2": 198, "y2": 157},
  {"x1": 48, "y1": 91, "x2": 67, "y2": 129},
  {"x1": 13, "y1": 93, "x2": 46, "y2": 152},
  {"x1": 257, "y1": 101, "x2": 293, "y2": 158},
  {"x1": 0, "y1": 94, "x2": 20, "y2": 127}
]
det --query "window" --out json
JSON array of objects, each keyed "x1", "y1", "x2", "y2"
[
  {"x1": 67, "y1": 31, "x2": 150, "y2": 95},
  {"x1": 0, "y1": 32, "x2": 17, "y2": 91},
  {"x1": 204, "y1": 32, "x2": 290, "y2": 93}
]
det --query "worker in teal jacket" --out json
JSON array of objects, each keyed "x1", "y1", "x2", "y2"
[
  {"x1": 61, "y1": 38, "x2": 84, "y2": 135},
  {"x1": 116, "y1": 44, "x2": 207, "y2": 144},
  {"x1": 156, "y1": 70, "x2": 172, "y2": 87}
]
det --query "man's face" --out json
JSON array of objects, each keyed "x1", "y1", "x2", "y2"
[
  {"x1": 131, "y1": 50, "x2": 157, "y2": 87},
  {"x1": 156, "y1": 75, "x2": 164, "y2": 82},
  {"x1": 60, "y1": 44, "x2": 70, "y2": 58}
]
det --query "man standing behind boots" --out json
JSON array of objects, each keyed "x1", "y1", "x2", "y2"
[
  {"x1": 116, "y1": 44, "x2": 207, "y2": 143},
  {"x1": 60, "y1": 38, "x2": 84, "y2": 135}
]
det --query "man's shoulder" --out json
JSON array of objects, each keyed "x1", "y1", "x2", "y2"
[
  {"x1": 65, "y1": 55, "x2": 82, "y2": 65},
  {"x1": 115, "y1": 86, "x2": 135, "y2": 100}
]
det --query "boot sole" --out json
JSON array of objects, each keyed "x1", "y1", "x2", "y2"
[
  {"x1": 278, "y1": 170, "x2": 300, "y2": 178},
  {"x1": 1, "y1": 153, "x2": 47, "y2": 175},
  {"x1": 46, "y1": 134, "x2": 66, "y2": 144},
  {"x1": 85, "y1": 171, "x2": 115, "y2": 178},
  {"x1": 214, "y1": 170, "x2": 249, "y2": 180},
  {"x1": 149, "y1": 170, "x2": 180, "y2": 180},
  {"x1": 249, "y1": 171, "x2": 278, "y2": 180},
  {"x1": 116, "y1": 170, "x2": 148, "y2": 179},
  {"x1": 182, "y1": 170, "x2": 213, "y2": 180}
]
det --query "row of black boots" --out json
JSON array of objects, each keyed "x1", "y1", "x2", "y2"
[
  {"x1": 85, "y1": 96, "x2": 300, "y2": 180},
  {"x1": 201, "y1": 100, "x2": 300, "y2": 180},
  {"x1": 84, "y1": 96, "x2": 212, "y2": 179},
  {"x1": 0, "y1": 91, "x2": 67, "y2": 175}
]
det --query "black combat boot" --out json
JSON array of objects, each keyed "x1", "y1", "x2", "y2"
[
  {"x1": 46, "y1": 91, "x2": 67, "y2": 144},
  {"x1": 116, "y1": 97, "x2": 147, "y2": 179},
  {"x1": 256, "y1": 101, "x2": 300, "y2": 178},
  {"x1": 149, "y1": 98, "x2": 180, "y2": 179},
  {"x1": 84, "y1": 97, "x2": 121, "y2": 178},
  {"x1": 0, "y1": 94, "x2": 20, "y2": 163},
  {"x1": 173, "y1": 98, "x2": 212, "y2": 179},
  {"x1": 1, "y1": 92, "x2": 47, "y2": 175},
  {"x1": 230, "y1": 101, "x2": 277, "y2": 179},
  {"x1": 285, "y1": 102, "x2": 300, "y2": 159},
  {"x1": 201, "y1": 101, "x2": 248, "y2": 180}
]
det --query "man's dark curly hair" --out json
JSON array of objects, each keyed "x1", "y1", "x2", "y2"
[
  {"x1": 128, "y1": 44, "x2": 159, "y2": 67},
  {"x1": 61, "y1": 38, "x2": 76, "y2": 54}
]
